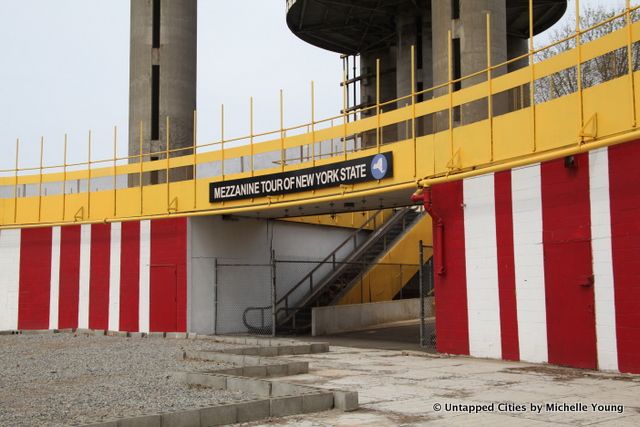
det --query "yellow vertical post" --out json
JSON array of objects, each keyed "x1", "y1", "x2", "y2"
[
  {"x1": 166, "y1": 116, "x2": 171, "y2": 211},
  {"x1": 87, "y1": 130, "x2": 92, "y2": 220},
  {"x1": 193, "y1": 110, "x2": 198, "y2": 209},
  {"x1": 342, "y1": 71, "x2": 348, "y2": 160},
  {"x1": 38, "y1": 137, "x2": 44, "y2": 222},
  {"x1": 250, "y1": 97, "x2": 254, "y2": 175},
  {"x1": 448, "y1": 30, "x2": 454, "y2": 160},
  {"x1": 113, "y1": 126, "x2": 118, "y2": 217},
  {"x1": 529, "y1": 0, "x2": 537, "y2": 152},
  {"x1": 62, "y1": 135, "x2": 67, "y2": 222},
  {"x1": 411, "y1": 45, "x2": 417, "y2": 177},
  {"x1": 487, "y1": 13, "x2": 494, "y2": 162},
  {"x1": 220, "y1": 105, "x2": 226, "y2": 179},
  {"x1": 376, "y1": 58, "x2": 381, "y2": 152},
  {"x1": 575, "y1": 0, "x2": 585, "y2": 143},
  {"x1": 280, "y1": 90, "x2": 285, "y2": 172},
  {"x1": 139, "y1": 121, "x2": 144, "y2": 215},
  {"x1": 311, "y1": 81, "x2": 316, "y2": 166},
  {"x1": 13, "y1": 139, "x2": 19, "y2": 223},
  {"x1": 626, "y1": 0, "x2": 637, "y2": 127}
]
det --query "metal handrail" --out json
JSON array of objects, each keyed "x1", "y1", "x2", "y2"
[
  {"x1": 275, "y1": 208, "x2": 384, "y2": 308},
  {"x1": 275, "y1": 207, "x2": 414, "y2": 326},
  {"x1": 241, "y1": 209, "x2": 384, "y2": 331}
]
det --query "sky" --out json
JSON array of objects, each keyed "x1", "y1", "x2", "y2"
[{"x1": 0, "y1": 0, "x2": 630, "y2": 171}]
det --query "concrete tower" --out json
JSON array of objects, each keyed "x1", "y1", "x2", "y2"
[
  {"x1": 129, "y1": 0, "x2": 197, "y2": 183},
  {"x1": 286, "y1": 0, "x2": 567, "y2": 140}
]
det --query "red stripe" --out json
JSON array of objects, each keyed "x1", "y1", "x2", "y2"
[
  {"x1": 89, "y1": 224, "x2": 111, "y2": 330},
  {"x1": 58, "y1": 225, "x2": 81, "y2": 329},
  {"x1": 494, "y1": 171, "x2": 519, "y2": 361},
  {"x1": 119, "y1": 221, "x2": 140, "y2": 332},
  {"x1": 432, "y1": 181, "x2": 469, "y2": 355},
  {"x1": 541, "y1": 154, "x2": 597, "y2": 369},
  {"x1": 150, "y1": 218, "x2": 187, "y2": 333},
  {"x1": 18, "y1": 228, "x2": 53, "y2": 330},
  {"x1": 608, "y1": 141, "x2": 640, "y2": 374}
]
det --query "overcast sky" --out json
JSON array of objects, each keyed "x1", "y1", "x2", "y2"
[{"x1": 0, "y1": 0, "x2": 628, "y2": 170}]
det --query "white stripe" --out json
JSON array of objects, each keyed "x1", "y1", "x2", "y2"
[
  {"x1": 0, "y1": 229, "x2": 21, "y2": 331},
  {"x1": 139, "y1": 220, "x2": 151, "y2": 333},
  {"x1": 77, "y1": 224, "x2": 92, "y2": 329},
  {"x1": 48, "y1": 227, "x2": 61, "y2": 330},
  {"x1": 512, "y1": 164, "x2": 548, "y2": 364},
  {"x1": 108, "y1": 223, "x2": 122, "y2": 332},
  {"x1": 589, "y1": 148, "x2": 619, "y2": 372},
  {"x1": 463, "y1": 174, "x2": 502, "y2": 359}
]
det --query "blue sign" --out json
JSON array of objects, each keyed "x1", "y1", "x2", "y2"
[{"x1": 370, "y1": 154, "x2": 389, "y2": 180}]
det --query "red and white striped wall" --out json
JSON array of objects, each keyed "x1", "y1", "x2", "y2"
[
  {"x1": 0, "y1": 218, "x2": 187, "y2": 333},
  {"x1": 430, "y1": 140, "x2": 640, "y2": 374}
]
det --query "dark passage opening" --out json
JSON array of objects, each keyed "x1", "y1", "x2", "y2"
[
  {"x1": 151, "y1": 65, "x2": 160, "y2": 141},
  {"x1": 453, "y1": 38, "x2": 461, "y2": 92},
  {"x1": 451, "y1": 0, "x2": 460, "y2": 20},
  {"x1": 153, "y1": 0, "x2": 161, "y2": 48}
]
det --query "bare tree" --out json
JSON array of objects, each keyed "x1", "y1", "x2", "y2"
[{"x1": 534, "y1": 6, "x2": 639, "y2": 104}]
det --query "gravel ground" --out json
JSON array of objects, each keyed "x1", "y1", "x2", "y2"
[{"x1": 0, "y1": 333, "x2": 255, "y2": 427}]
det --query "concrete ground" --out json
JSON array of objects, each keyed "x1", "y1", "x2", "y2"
[
  {"x1": 245, "y1": 345, "x2": 640, "y2": 426},
  {"x1": 302, "y1": 319, "x2": 433, "y2": 353}
]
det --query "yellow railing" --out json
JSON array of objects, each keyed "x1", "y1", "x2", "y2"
[{"x1": 2, "y1": 2, "x2": 640, "y2": 229}]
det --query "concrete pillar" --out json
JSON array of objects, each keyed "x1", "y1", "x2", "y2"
[
  {"x1": 431, "y1": 0, "x2": 508, "y2": 127},
  {"x1": 396, "y1": 10, "x2": 417, "y2": 141},
  {"x1": 430, "y1": 0, "x2": 453, "y2": 133},
  {"x1": 360, "y1": 49, "x2": 397, "y2": 146},
  {"x1": 129, "y1": 0, "x2": 196, "y2": 184}
]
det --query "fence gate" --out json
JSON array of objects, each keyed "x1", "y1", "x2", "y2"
[
  {"x1": 214, "y1": 253, "x2": 276, "y2": 336},
  {"x1": 419, "y1": 241, "x2": 436, "y2": 351}
]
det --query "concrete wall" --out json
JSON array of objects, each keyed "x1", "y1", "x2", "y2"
[
  {"x1": 188, "y1": 216, "x2": 369, "y2": 335},
  {"x1": 311, "y1": 297, "x2": 434, "y2": 336}
]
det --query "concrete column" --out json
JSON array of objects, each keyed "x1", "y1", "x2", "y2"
[
  {"x1": 129, "y1": 0, "x2": 196, "y2": 184},
  {"x1": 360, "y1": 49, "x2": 397, "y2": 146},
  {"x1": 430, "y1": 0, "x2": 453, "y2": 133},
  {"x1": 459, "y1": 0, "x2": 507, "y2": 125},
  {"x1": 431, "y1": 0, "x2": 509, "y2": 128},
  {"x1": 396, "y1": 10, "x2": 417, "y2": 141}
]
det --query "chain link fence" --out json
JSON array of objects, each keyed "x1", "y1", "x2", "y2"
[
  {"x1": 214, "y1": 257, "x2": 275, "y2": 336},
  {"x1": 209, "y1": 245, "x2": 436, "y2": 353},
  {"x1": 419, "y1": 241, "x2": 436, "y2": 352}
]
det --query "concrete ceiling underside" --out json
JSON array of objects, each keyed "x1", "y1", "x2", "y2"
[
  {"x1": 230, "y1": 185, "x2": 417, "y2": 220},
  {"x1": 286, "y1": 0, "x2": 568, "y2": 55}
]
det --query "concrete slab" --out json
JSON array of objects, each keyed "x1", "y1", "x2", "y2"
[
  {"x1": 199, "y1": 404, "x2": 237, "y2": 426},
  {"x1": 264, "y1": 345, "x2": 640, "y2": 426},
  {"x1": 161, "y1": 409, "x2": 199, "y2": 427},
  {"x1": 270, "y1": 396, "x2": 304, "y2": 417},
  {"x1": 236, "y1": 400, "x2": 270, "y2": 423},
  {"x1": 117, "y1": 414, "x2": 161, "y2": 427}
]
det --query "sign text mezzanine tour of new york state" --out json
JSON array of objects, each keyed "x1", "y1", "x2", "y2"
[{"x1": 209, "y1": 152, "x2": 393, "y2": 203}]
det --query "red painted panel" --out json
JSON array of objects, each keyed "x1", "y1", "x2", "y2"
[
  {"x1": 89, "y1": 224, "x2": 111, "y2": 330},
  {"x1": 119, "y1": 221, "x2": 140, "y2": 332},
  {"x1": 494, "y1": 171, "x2": 519, "y2": 361},
  {"x1": 150, "y1": 218, "x2": 187, "y2": 333},
  {"x1": 58, "y1": 225, "x2": 81, "y2": 329},
  {"x1": 608, "y1": 141, "x2": 640, "y2": 374},
  {"x1": 431, "y1": 181, "x2": 469, "y2": 355},
  {"x1": 541, "y1": 154, "x2": 596, "y2": 369},
  {"x1": 18, "y1": 228, "x2": 53, "y2": 330}
]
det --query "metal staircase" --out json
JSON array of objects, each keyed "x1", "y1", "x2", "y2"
[{"x1": 242, "y1": 207, "x2": 425, "y2": 335}]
